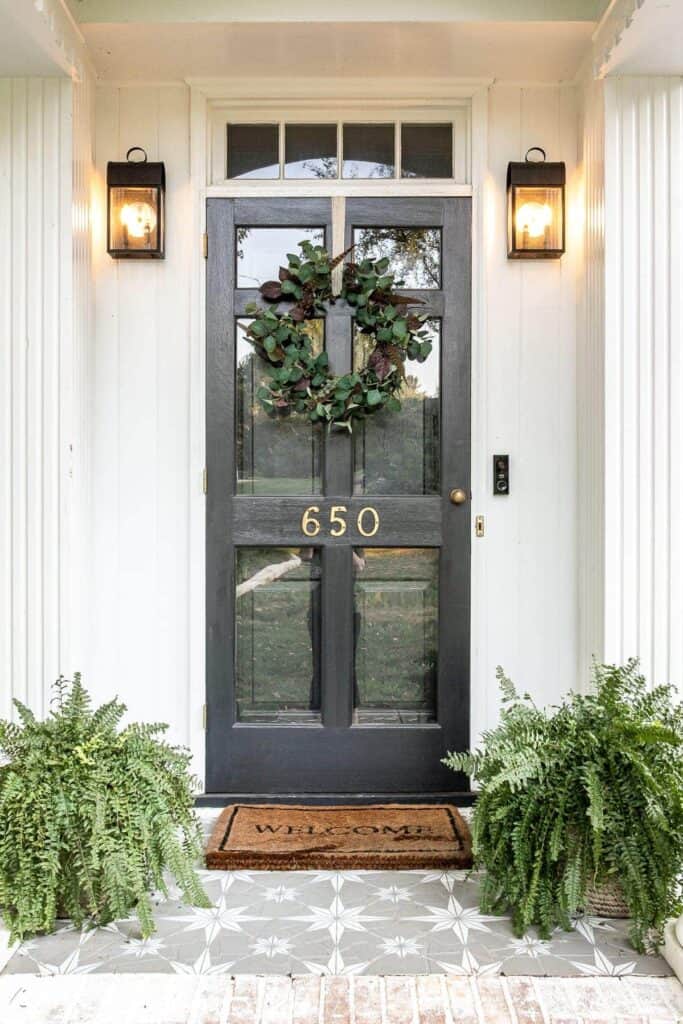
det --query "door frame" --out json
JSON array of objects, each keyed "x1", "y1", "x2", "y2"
[{"x1": 188, "y1": 79, "x2": 490, "y2": 797}]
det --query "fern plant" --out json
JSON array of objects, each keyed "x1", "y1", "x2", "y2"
[
  {"x1": 443, "y1": 660, "x2": 683, "y2": 952},
  {"x1": 0, "y1": 676, "x2": 210, "y2": 943}
]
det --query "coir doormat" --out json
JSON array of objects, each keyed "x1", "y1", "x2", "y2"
[{"x1": 205, "y1": 804, "x2": 472, "y2": 871}]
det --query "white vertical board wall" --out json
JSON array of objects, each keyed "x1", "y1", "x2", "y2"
[
  {"x1": 90, "y1": 85, "x2": 192, "y2": 743},
  {"x1": 576, "y1": 72, "x2": 605, "y2": 684},
  {"x1": 89, "y1": 83, "x2": 578, "y2": 778},
  {"x1": 473, "y1": 83, "x2": 579, "y2": 741},
  {"x1": 70, "y1": 68, "x2": 95, "y2": 683},
  {"x1": 603, "y1": 76, "x2": 683, "y2": 690},
  {"x1": 0, "y1": 76, "x2": 89, "y2": 719}
]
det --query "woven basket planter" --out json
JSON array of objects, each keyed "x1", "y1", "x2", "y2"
[{"x1": 583, "y1": 879, "x2": 630, "y2": 918}]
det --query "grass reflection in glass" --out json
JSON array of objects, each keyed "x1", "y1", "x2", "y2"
[
  {"x1": 353, "y1": 547, "x2": 438, "y2": 723},
  {"x1": 235, "y1": 547, "x2": 321, "y2": 723}
]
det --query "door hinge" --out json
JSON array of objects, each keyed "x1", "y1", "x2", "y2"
[
  {"x1": 475, "y1": 514, "x2": 485, "y2": 538},
  {"x1": 202, "y1": 467, "x2": 208, "y2": 494},
  {"x1": 202, "y1": 232, "x2": 208, "y2": 259},
  {"x1": 202, "y1": 704, "x2": 207, "y2": 729}
]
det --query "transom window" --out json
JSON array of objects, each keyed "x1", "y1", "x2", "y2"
[{"x1": 219, "y1": 117, "x2": 468, "y2": 183}]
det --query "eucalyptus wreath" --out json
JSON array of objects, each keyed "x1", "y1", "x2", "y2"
[{"x1": 242, "y1": 240, "x2": 433, "y2": 430}]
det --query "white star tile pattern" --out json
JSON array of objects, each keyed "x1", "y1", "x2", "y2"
[{"x1": 1, "y1": 870, "x2": 671, "y2": 978}]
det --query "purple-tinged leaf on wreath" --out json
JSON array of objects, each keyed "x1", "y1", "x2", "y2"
[
  {"x1": 368, "y1": 347, "x2": 394, "y2": 380},
  {"x1": 260, "y1": 280, "x2": 283, "y2": 301},
  {"x1": 279, "y1": 266, "x2": 293, "y2": 282},
  {"x1": 294, "y1": 377, "x2": 311, "y2": 392},
  {"x1": 290, "y1": 304, "x2": 307, "y2": 321}
]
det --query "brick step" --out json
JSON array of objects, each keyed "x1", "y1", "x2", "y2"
[{"x1": 0, "y1": 973, "x2": 682, "y2": 1023}]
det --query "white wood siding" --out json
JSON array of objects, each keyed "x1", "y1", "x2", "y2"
[
  {"x1": 577, "y1": 72, "x2": 605, "y2": 686},
  {"x1": 89, "y1": 85, "x2": 193, "y2": 742},
  {"x1": 0, "y1": 76, "x2": 85, "y2": 719},
  {"x1": 70, "y1": 68, "x2": 95, "y2": 684},
  {"x1": 89, "y1": 83, "x2": 579, "y2": 779},
  {"x1": 472, "y1": 83, "x2": 579, "y2": 742},
  {"x1": 603, "y1": 76, "x2": 683, "y2": 689}
]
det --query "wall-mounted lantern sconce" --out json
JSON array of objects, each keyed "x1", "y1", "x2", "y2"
[
  {"x1": 507, "y1": 147, "x2": 565, "y2": 259},
  {"x1": 107, "y1": 147, "x2": 165, "y2": 259}
]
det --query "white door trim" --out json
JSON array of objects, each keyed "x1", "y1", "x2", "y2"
[{"x1": 188, "y1": 79, "x2": 489, "y2": 789}]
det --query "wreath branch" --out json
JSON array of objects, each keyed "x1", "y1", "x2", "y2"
[{"x1": 242, "y1": 239, "x2": 433, "y2": 429}]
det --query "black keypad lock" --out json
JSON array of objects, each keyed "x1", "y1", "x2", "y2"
[{"x1": 493, "y1": 454, "x2": 509, "y2": 495}]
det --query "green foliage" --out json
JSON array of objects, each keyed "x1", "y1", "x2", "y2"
[
  {"x1": 243, "y1": 239, "x2": 432, "y2": 429},
  {"x1": 0, "y1": 676, "x2": 210, "y2": 943},
  {"x1": 443, "y1": 660, "x2": 683, "y2": 952}
]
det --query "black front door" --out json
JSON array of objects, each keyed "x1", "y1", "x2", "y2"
[{"x1": 206, "y1": 196, "x2": 471, "y2": 799}]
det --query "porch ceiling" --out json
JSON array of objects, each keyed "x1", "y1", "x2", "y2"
[
  {"x1": 599, "y1": 0, "x2": 683, "y2": 76},
  {"x1": 78, "y1": 20, "x2": 594, "y2": 83}
]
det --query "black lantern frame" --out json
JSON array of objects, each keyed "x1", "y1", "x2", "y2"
[
  {"x1": 507, "y1": 147, "x2": 565, "y2": 260},
  {"x1": 107, "y1": 147, "x2": 165, "y2": 259}
]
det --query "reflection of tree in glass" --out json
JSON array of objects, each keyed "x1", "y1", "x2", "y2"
[
  {"x1": 353, "y1": 228, "x2": 440, "y2": 288},
  {"x1": 297, "y1": 156, "x2": 337, "y2": 179},
  {"x1": 236, "y1": 226, "x2": 250, "y2": 263},
  {"x1": 344, "y1": 161, "x2": 393, "y2": 180}
]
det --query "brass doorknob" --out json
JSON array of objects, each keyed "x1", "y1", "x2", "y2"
[{"x1": 450, "y1": 488, "x2": 468, "y2": 505}]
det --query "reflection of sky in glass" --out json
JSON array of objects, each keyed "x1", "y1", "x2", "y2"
[
  {"x1": 352, "y1": 228, "x2": 441, "y2": 289},
  {"x1": 406, "y1": 320, "x2": 440, "y2": 398},
  {"x1": 354, "y1": 320, "x2": 440, "y2": 398},
  {"x1": 236, "y1": 227, "x2": 325, "y2": 288},
  {"x1": 233, "y1": 163, "x2": 279, "y2": 180}
]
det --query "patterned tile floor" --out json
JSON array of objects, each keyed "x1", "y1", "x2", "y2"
[{"x1": 1, "y1": 868, "x2": 671, "y2": 979}]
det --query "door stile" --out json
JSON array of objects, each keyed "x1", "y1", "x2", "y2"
[
  {"x1": 438, "y1": 198, "x2": 472, "y2": 755},
  {"x1": 206, "y1": 199, "x2": 236, "y2": 791}
]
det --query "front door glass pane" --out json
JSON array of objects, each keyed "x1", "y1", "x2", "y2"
[
  {"x1": 237, "y1": 227, "x2": 325, "y2": 289},
  {"x1": 236, "y1": 318, "x2": 323, "y2": 495},
  {"x1": 235, "y1": 547, "x2": 322, "y2": 723},
  {"x1": 352, "y1": 227, "x2": 441, "y2": 288},
  {"x1": 353, "y1": 319, "x2": 440, "y2": 495},
  {"x1": 353, "y1": 548, "x2": 438, "y2": 723}
]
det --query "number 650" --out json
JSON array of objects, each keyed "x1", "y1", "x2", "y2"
[{"x1": 301, "y1": 505, "x2": 379, "y2": 538}]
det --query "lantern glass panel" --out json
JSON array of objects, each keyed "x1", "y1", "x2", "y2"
[
  {"x1": 109, "y1": 186, "x2": 160, "y2": 253},
  {"x1": 511, "y1": 185, "x2": 563, "y2": 254}
]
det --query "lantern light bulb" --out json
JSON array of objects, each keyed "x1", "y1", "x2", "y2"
[
  {"x1": 516, "y1": 201, "x2": 552, "y2": 239},
  {"x1": 120, "y1": 200, "x2": 157, "y2": 239}
]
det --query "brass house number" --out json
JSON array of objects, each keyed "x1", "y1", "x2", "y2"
[{"x1": 301, "y1": 505, "x2": 380, "y2": 539}]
